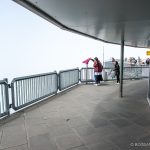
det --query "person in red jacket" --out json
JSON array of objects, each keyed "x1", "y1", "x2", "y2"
[{"x1": 92, "y1": 57, "x2": 103, "y2": 85}]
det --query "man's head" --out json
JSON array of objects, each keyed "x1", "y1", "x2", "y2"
[{"x1": 94, "y1": 57, "x2": 98, "y2": 61}]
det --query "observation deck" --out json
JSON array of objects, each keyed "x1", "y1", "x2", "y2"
[{"x1": 0, "y1": 79, "x2": 149, "y2": 150}]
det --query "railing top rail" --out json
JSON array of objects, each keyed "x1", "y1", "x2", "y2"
[
  {"x1": 80, "y1": 67, "x2": 94, "y2": 69},
  {"x1": 123, "y1": 66, "x2": 148, "y2": 68},
  {"x1": 11, "y1": 71, "x2": 57, "y2": 82},
  {"x1": 59, "y1": 68, "x2": 79, "y2": 73},
  {"x1": 81, "y1": 66, "x2": 149, "y2": 70},
  {"x1": 0, "y1": 80, "x2": 8, "y2": 84}
]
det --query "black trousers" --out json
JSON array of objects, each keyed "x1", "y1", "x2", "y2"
[
  {"x1": 116, "y1": 74, "x2": 120, "y2": 83},
  {"x1": 94, "y1": 75, "x2": 99, "y2": 84},
  {"x1": 94, "y1": 75, "x2": 102, "y2": 84}
]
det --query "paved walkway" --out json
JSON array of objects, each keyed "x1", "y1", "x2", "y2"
[{"x1": 0, "y1": 79, "x2": 150, "y2": 150}]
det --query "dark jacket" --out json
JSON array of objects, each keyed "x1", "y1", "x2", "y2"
[{"x1": 114, "y1": 61, "x2": 120, "y2": 75}]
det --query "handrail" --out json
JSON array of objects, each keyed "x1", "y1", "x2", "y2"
[{"x1": 11, "y1": 71, "x2": 57, "y2": 82}]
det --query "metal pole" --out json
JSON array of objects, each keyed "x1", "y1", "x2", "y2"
[
  {"x1": 3, "y1": 78, "x2": 10, "y2": 115},
  {"x1": 120, "y1": 34, "x2": 124, "y2": 97},
  {"x1": 103, "y1": 44, "x2": 104, "y2": 67}
]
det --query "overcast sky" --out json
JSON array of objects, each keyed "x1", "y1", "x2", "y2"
[{"x1": 0, "y1": 0, "x2": 148, "y2": 81}]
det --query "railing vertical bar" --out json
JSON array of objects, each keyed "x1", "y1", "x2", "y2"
[
  {"x1": 30, "y1": 78, "x2": 32, "y2": 101},
  {"x1": 40, "y1": 76, "x2": 42, "y2": 97},
  {"x1": 33, "y1": 78, "x2": 35, "y2": 100},
  {"x1": 35, "y1": 77, "x2": 38, "y2": 99},
  {"x1": 31, "y1": 78, "x2": 34, "y2": 100},
  {"x1": 27, "y1": 79, "x2": 29, "y2": 102},
  {"x1": 49, "y1": 75, "x2": 52, "y2": 93},
  {"x1": 3, "y1": 85, "x2": 6, "y2": 113},
  {"x1": 38, "y1": 77, "x2": 40, "y2": 97},
  {"x1": 2, "y1": 85, "x2": 5, "y2": 113},
  {"x1": 20, "y1": 80, "x2": 23, "y2": 106},
  {"x1": 40, "y1": 77, "x2": 43, "y2": 97},
  {"x1": 29, "y1": 78, "x2": 32, "y2": 101},
  {"x1": 46, "y1": 75, "x2": 49, "y2": 94},
  {"x1": 36, "y1": 77, "x2": 39, "y2": 99},
  {"x1": 19, "y1": 81, "x2": 21, "y2": 107},
  {"x1": 26, "y1": 79, "x2": 28, "y2": 103},
  {"x1": 22, "y1": 80, "x2": 24, "y2": 105},
  {"x1": 37, "y1": 77, "x2": 40, "y2": 97},
  {"x1": 16, "y1": 81, "x2": 19, "y2": 107},
  {"x1": 35, "y1": 77, "x2": 37, "y2": 100},
  {"x1": 0, "y1": 85, "x2": 2, "y2": 114},
  {"x1": 26, "y1": 79, "x2": 29, "y2": 103},
  {"x1": 44, "y1": 75, "x2": 46, "y2": 95},
  {"x1": 23, "y1": 80, "x2": 26, "y2": 104}
]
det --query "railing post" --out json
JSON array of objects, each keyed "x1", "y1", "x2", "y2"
[
  {"x1": 11, "y1": 80, "x2": 15, "y2": 110},
  {"x1": 79, "y1": 69, "x2": 81, "y2": 82},
  {"x1": 3, "y1": 78, "x2": 10, "y2": 115}
]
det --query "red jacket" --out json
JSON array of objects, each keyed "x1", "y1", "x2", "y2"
[{"x1": 93, "y1": 60, "x2": 103, "y2": 72}]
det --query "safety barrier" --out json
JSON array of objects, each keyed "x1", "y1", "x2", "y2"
[
  {"x1": 80, "y1": 66, "x2": 149, "y2": 82},
  {"x1": 0, "y1": 68, "x2": 79, "y2": 118},
  {"x1": 59, "y1": 69, "x2": 79, "y2": 91},
  {"x1": 80, "y1": 67, "x2": 95, "y2": 82},
  {"x1": 11, "y1": 72, "x2": 58, "y2": 110},
  {"x1": 0, "y1": 67, "x2": 148, "y2": 119}
]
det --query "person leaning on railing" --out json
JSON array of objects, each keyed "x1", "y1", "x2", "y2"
[{"x1": 91, "y1": 57, "x2": 103, "y2": 86}]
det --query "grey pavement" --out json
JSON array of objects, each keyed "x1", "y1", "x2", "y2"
[{"x1": 0, "y1": 79, "x2": 150, "y2": 150}]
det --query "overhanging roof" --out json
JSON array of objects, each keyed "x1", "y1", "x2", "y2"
[{"x1": 13, "y1": 0, "x2": 150, "y2": 48}]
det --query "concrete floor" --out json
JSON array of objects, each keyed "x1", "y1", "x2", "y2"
[{"x1": 0, "y1": 79, "x2": 150, "y2": 150}]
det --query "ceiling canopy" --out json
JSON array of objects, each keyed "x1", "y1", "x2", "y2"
[{"x1": 13, "y1": 0, "x2": 150, "y2": 48}]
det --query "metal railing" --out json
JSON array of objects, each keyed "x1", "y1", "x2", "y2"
[
  {"x1": 80, "y1": 67, "x2": 95, "y2": 82},
  {"x1": 0, "y1": 79, "x2": 9, "y2": 117},
  {"x1": 59, "y1": 68, "x2": 79, "y2": 91},
  {"x1": 0, "y1": 66, "x2": 149, "y2": 119},
  {"x1": 11, "y1": 72, "x2": 58, "y2": 110},
  {"x1": 124, "y1": 67, "x2": 142, "y2": 79},
  {"x1": 80, "y1": 66, "x2": 149, "y2": 82}
]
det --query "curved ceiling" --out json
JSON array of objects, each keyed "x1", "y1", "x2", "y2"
[{"x1": 13, "y1": 0, "x2": 150, "y2": 48}]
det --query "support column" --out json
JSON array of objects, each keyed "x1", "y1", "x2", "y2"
[{"x1": 120, "y1": 34, "x2": 124, "y2": 97}]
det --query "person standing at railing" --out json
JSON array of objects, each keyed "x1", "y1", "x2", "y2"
[
  {"x1": 91, "y1": 57, "x2": 103, "y2": 86},
  {"x1": 113, "y1": 61, "x2": 120, "y2": 84}
]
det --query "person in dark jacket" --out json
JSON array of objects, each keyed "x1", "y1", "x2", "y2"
[
  {"x1": 113, "y1": 61, "x2": 120, "y2": 83},
  {"x1": 92, "y1": 57, "x2": 103, "y2": 85}
]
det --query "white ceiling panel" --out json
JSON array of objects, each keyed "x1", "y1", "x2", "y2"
[{"x1": 13, "y1": 0, "x2": 150, "y2": 47}]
